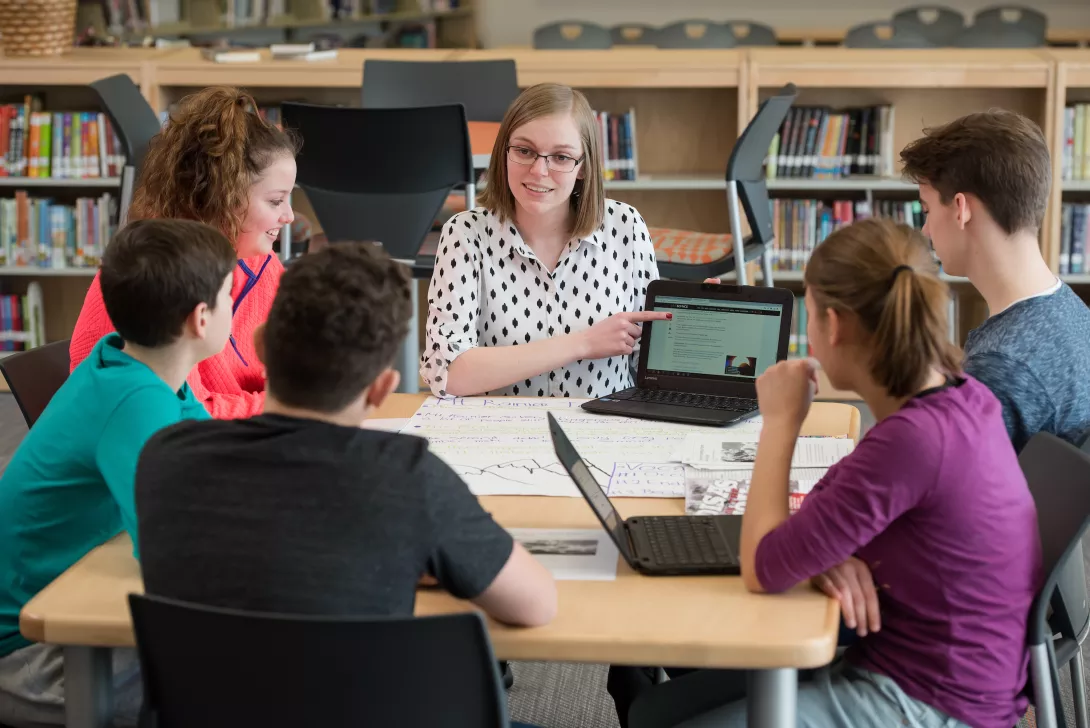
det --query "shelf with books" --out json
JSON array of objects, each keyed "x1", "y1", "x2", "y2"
[{"x1": 0, "y1": 267, "x2": 99, "y2": 277}]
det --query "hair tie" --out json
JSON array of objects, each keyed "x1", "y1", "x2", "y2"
[{"x1": 890, "y1": 265, "x2": 913, "y2": 283}]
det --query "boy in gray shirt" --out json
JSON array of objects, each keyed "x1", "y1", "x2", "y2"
[{"x1": 901, "y1": 109, "x2": 1090, "y2": 452}]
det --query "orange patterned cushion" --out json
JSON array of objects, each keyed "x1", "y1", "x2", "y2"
[{"x1": 650, "y1": 227, "x2": 734, "y2": 265}]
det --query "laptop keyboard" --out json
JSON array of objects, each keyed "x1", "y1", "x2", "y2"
[
  {"x1": 610, "y1": 389, "x2": 757, "y2": 413},
  {"x1": 644, "y1": 516, "x2": 733, "y2": 567}
]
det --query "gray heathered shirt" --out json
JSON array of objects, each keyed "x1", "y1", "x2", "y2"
[{"x1": 963, "y1": 282, "x2": 1090, "y2": 453}]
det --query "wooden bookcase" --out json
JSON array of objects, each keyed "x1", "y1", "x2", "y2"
[
  {"x1": 1053, "y1": 50, "x2": 1090, "y2": 299},
  {"x1": 2, "y1": 46, "x2": 1089, "y2": 371}
]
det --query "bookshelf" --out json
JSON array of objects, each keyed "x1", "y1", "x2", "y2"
[
  {"x1": 1054, "y1": 51, "x2": 1090, "y2": 285},
  {"x1": 2, "y1": 46, "x2": 1090, "y2": 354}
]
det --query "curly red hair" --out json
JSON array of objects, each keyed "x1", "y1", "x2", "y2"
[{"x1": 128, "y1": 86, "x2": 300, "y2": 245}]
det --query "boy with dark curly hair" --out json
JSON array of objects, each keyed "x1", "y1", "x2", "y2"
[{"x1": 134, "y1": 243, "x2": 557, "y2": 632}]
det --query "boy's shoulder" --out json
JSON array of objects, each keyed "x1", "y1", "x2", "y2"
[{"x1": 966, "y1": 283, "x2": 1090, "y2": 358}]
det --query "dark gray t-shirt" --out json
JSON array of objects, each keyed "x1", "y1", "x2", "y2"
[
  {"x1": 134, "y1": 414, "x2": 513, "y2": 616},
  {"x1": 963, "y1": 282, "x2": 1090, "y2": 453}
]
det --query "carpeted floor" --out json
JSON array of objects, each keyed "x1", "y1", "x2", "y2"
[{"x1": 0, "y1": 394, "x2": 1083, "y2": 726}]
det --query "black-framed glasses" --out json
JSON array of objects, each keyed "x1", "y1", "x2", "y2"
[{"x1": 506, "y1": 145, "x2": 584, "y2": 173}]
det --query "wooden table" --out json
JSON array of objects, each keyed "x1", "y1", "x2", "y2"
[{"x1": 21, "y1": 394, "x2": 859, "y2": 728}]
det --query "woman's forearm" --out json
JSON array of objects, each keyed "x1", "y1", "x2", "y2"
[{"x1": 444, "y1": 334, "x2": 587, "y2": 396}]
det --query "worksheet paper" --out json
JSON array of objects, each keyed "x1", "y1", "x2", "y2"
[
  {"x1": 399, "y1": 396, "x2": 763, "y2": 498},
  {"x1": 678, "y1": 433, "x2": 854, "y2": 470},
  {"x1": 507, "y1": 528, "x2": 619, "y2": 581}
]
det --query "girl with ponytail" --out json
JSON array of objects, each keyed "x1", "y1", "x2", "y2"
[
  {"x1": 626, "y1": 218, "x2": 1043, "y2": 728},
  {"x1": 69, "y1": 86, "x2": 299, "y2": 419}
]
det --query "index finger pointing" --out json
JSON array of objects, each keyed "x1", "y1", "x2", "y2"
[{"x1": 622, "y1": 311, "x2": 673, "y2": 322}]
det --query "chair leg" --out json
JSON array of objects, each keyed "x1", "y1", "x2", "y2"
[
  {"x1": 1032, "y1": 643, "x2": 1060, "y2": 728},
  {"x1": 760, "y1": 247, "x2": 774, "y2": 287},
  {"x1": 1071, "y1": 649, "x2": 1089, "y2": 728}
]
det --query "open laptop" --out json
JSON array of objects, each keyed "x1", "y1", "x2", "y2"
[
  {"x1": 581, "y1": 280, "x2": 796, "y2": 426},
  {"x1": 548, "y1": 412, "x2": 741, "y2": 576}
]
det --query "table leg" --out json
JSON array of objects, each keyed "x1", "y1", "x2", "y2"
[
  {"x1": 64, "y1": 646, "x2": 112, "y2": 728},
  {"x1": 746, "y1": 667, "x2": 797, "y2": 728}
]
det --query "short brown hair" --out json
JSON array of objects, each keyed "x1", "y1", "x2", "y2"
[
  {"x1": 101, "y1": 219, "x2": 236, "y2": 348},
  {"x1": 478, "y1": 83, "x2": 604, "y2": 240},
  {"x1": 899, "y1": 109, "x2": 1050, "y2": 235},
  {"x1": 804, "y1": 218, "x2": 962, "y2": 398},
  {"x1": 262, "y1": 243, "x2": 412, "y2": 413},
  {"x1": 129, "y1": 86, "x2": 301, "y2": 243}
]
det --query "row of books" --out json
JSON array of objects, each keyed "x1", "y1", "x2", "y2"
[
  {"x1": 769, "y1": 198, "x2": 924, "y2": 272},
  {"x1": 597, "y1": 109, "x2": 638, "y2": 182},
  {"x1": 765, "y1": 104, "x2": 896, "y2": 181},
  {"x1": 1062, "y1": 104, "x2": 1090, "y2": 182},
  {"x1": 1059, "y1": 203, "x2": 1090, "y2": 275},
  {"x1": 1, "y1": 98, "x2": 127, "y2": 179},
  {"x1": 0, "y1": 193, "x2": 118, "y2": 270},
  {"x1": 0, "y1": 283, "x2": 45, "y2": 353}
]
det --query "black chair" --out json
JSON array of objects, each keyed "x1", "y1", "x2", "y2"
[
  {"x1": 532, "y1": 21, "x2": 612, "y2": 49},
  {"x1": 969, "y1": 5, "x2": 1047, "y2": 41},
  {"x1": 1021, "y1": 433, "x2": 1090, "y2": 728},
  {"x1": 89, "y1": 74, "x2": 163, "y2": 226},
  {"x1": 280, "y1": 101, "x2": 473, "y2": 393},
  {"x1": 361, "y1": 59, "x2": 519, "y2": 123},
  {"x1": 611, "y1": 23, "x2": 659, "y2": 46},
  {"x1": 654, "y1": 20, "x2": 736, "y2": 49},
  {"x1": 892, "y1": 6, "x2": 966, "y2": 46},
  {"x1": 0, "y1": 339, "x2": 71, "y2": 428},
  {"x1": 723, "y1": 21, "x2": 778, "y2": 47},
  {"x1": 843, "y1": 21, "x2": 936, "y2": 48},
  {"x1": 651, "y1": 83, "x2": 797, "y2": 285},
  {"x1": 128, "y1": 593, "x2": 516, "y2": 728}
]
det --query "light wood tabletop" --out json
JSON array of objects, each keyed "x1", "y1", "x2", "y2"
[{"x1": 21, "y1": 394, "x2": 859, "y2": 670}]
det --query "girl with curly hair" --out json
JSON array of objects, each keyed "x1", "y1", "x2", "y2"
[{"x1": 69, "y1": 85, "x2": 299, "y2": 419}]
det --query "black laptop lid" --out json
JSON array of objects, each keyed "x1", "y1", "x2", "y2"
[
  {"x1": 634, "y1": 281, "x2": 796, "y2": 397},
  {"x1": 547, "y1": 413, "x2": 635, "y2": 563}
]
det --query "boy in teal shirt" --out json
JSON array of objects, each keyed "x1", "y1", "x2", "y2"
[{"x1": 0, "y1": 218, "x2": 236, "y2": 727}]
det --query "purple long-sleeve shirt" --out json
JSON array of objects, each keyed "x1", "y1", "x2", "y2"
[{"x1": 755, "y1": 375, "x2": 1042, "y2": 728}]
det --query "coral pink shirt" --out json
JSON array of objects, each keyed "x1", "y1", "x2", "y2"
[{"x1": 69, "y1": 254, "x2": 282, "y2": 420}]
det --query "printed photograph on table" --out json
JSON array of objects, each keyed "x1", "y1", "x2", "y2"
[
  {"x1": 519, "y1": 537, "x2": 600, "y2": 556},
  {"x1": 720, "y1": 442, "x2": 757, "y2": 463},
  {"x1": 687, "y1": 476, "x2": 806, "y2": 516}
]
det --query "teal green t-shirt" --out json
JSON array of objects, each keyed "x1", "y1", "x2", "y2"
[{"x1": 0, "y1": 333, "x2": 210, "y2": 656}]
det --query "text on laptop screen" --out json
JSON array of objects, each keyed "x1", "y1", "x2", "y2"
[{"x1": 645, "y1": 297, "x2": 784, "y2": 383}]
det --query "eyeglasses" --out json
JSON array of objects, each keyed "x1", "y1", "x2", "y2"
[{"x1": 506, "y1": 145, "x2": 584, "y2": 173}]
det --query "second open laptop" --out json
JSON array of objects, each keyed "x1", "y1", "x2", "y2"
[
  {"x1": 548, "y1": 412, "x2": 741, "y2": 576},
  {"x1": 581, "y1": 280, "x2": 796, "y2": 427}
]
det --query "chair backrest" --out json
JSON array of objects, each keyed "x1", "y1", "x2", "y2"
[
  {"x1": 654, "y1": 20, "x2": 736, "y2": 49},
  {"x1": 727, "y1": 83, "x2": 797, "y2": 250},
  {"x1": 971, "y1": 5, "x2": 1047, "y2": 39},
  {"x1": 1021, "y1": 433, "x2": 1090, "y2": 652},
  {"x1": 892, "y1": 5, "x2": 966, "y2": 46},
  {"x1": 0, "y1": 339, "x2": 71, "y2": 428},
  {"x1": 280, "y1": 101, "x2": 472, "y2": 261},
  {"x1": 610, "y1": 23, "x2": 658, "y2": 46},
  {"x1": 844, "y1": 21, "x2": 935, "y2": 48},
  {"x1": 723, "y1": 20, "x2": 778, "y2": 47},
  {"x1": 532, "y1": 21, "x2": 613, "y2": 49},
  {"x1": 128, "y1": 593, "x2": 509, "y2": 728},
  {"x1": 88, "y1": 74, "x2": 163, "y2": 176},
  {"x1": 361, "y1": 59, "x2": 520, "y2": 123},
  {"x1": 954, "y1": 24, "x2": 1043, "y2": 48}
]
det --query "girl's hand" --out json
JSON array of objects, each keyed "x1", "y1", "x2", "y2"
[
  {"x1": 575, "y1": 310, "x2": 672, "y2": 360},
  {"x1": 812, "y1": 557, "x2": 881, "y2": 637},
  {"x1": 756, "y1": 358, "x2": 819, "y2": 429}
]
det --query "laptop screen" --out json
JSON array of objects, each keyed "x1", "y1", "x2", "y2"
[
  {"x1": 547, "y1": 415, "x2": 634, "y2": 561},
  {"x1": 645, "y1": 296, "x2": 786, "y2": 385}
]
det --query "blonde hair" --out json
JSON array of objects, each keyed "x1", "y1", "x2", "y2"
[
  {"x1": 478, "y1": 83, "x2": 604, "y2": 240},
  {"x1": 804, "y1": 218, "x2": 962, "y2": 398}
]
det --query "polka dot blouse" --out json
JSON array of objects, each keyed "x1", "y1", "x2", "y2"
[{"x1": 421, "y1": 200, "x2": 661, "y2": 399}]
